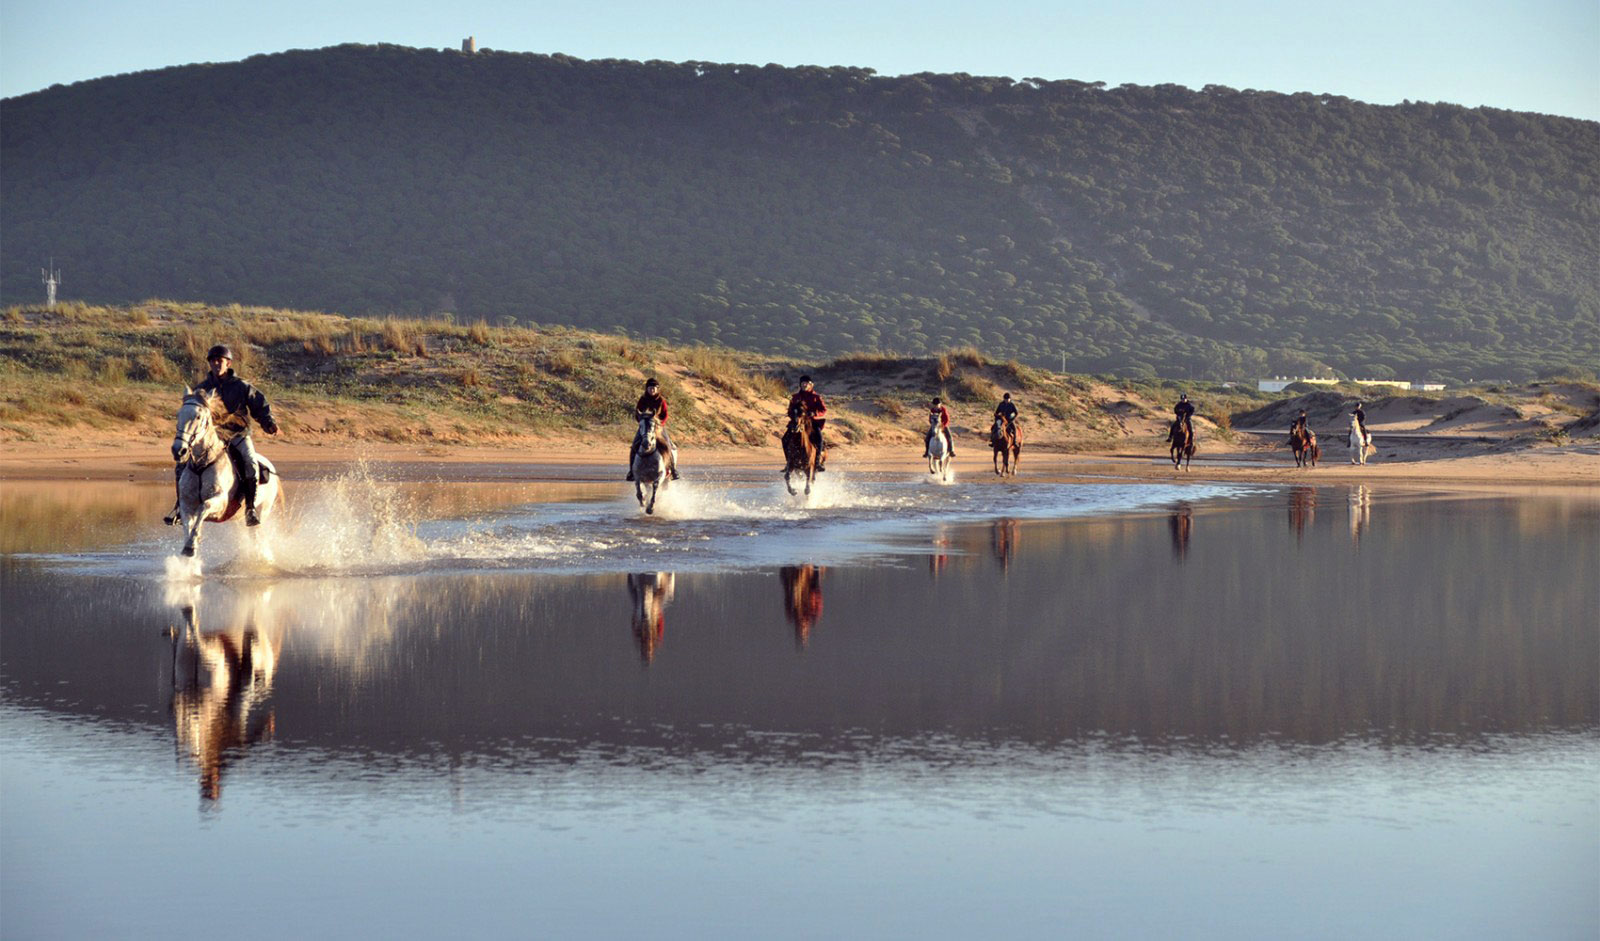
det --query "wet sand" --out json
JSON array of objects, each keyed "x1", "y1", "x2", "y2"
[{"x1": 4, "y1": 435, "x2": 1596, "y2": 489}]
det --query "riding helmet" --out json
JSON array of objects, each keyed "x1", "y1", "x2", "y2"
[
  {"x1": 206, "y1": 344, "x2": 234, "y2": 361},
  {"x1": 644, "y1": 377, "x2": 659, "y2": 388},
  {"x1": 799, "y1": 375, "x2": 812, "y2": 383}
]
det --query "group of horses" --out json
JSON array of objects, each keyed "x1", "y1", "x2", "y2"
[{"x1": 1168, "y1": 412, "x2": 1375, "y2": 470}]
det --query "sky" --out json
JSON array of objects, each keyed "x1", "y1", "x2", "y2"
[{"x1": 1, "y1": 0, "x2": 1596, "y2": 120}]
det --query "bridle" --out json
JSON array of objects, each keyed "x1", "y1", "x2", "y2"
[{"x1": 173, "y1": 396, "x2": 222, "y2": 470}]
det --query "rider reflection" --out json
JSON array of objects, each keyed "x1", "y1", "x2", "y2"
[
  {"x1": 1169, "y1": 504, "x2": 1192, "y2": 561},
  {"x1": 1348, "y1": 484, "x2": 1372, "y2": 544},
  {"x1": 167, "y1": 593, "x2": 281, "y2": 803},
  {"x1": 627, "y1": 572, "x2": 676, "y2": 664},
  {"x1": 780, "y1": 565, "x2": 825, "y2": 648},
  {"x1": 1289, "y1": 486, "x2": 1318, "y2": 541},
  {"x1": 991, "y1": 518, "x2": 1020, "y2": 571}
]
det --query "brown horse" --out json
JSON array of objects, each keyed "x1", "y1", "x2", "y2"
[
  {"x1": 1289, "y1": 424, "x2": 1320, "y2": 468},
  {"x1": 1167, "y1": 419, "x2": 1195, "y2": 470},
  {"x1": 782, "y1": 405, "x2": 821, "y2": 496},
  {"x1": 990, "y1": 416, "x2": 1022, "y2": 476}
]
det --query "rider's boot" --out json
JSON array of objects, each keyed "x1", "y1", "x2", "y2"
[
  {"x1": 240, "y1": 464, "x2": 261, "y2": 526},
  {"x1": 670, "y1": 450, "x2": 681, "y2": 480}
]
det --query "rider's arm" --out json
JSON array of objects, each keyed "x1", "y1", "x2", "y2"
[{"x1": 246, "y1": 384, "x2": 278, "y2": 435}]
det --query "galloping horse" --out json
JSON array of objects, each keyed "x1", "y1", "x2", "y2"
[
  {"x1": 990, "y1": 416, "x2": 1022, "y2": 476},
  {"x1": 1167, "y1": 419, "x2": 1195, "y2": 470},
  {"x1": 1347, "y1": 416, "x2": 1374, "y2": 465},
  {"x1": 1289, "y1": 424, "x2": 1320, "y2": 468},
  {"x1": 169, "y1": 389, "x2": 281, "y2": 557},
  {"x1": 926, "y1": 413, "x2": 952, "y2": 481},
  {"x1": 631, "y1": 410, "x2": 676, "y2": 514},
  {"x1": 782, "y1": 404, "x2": 821, "y2": 496}
]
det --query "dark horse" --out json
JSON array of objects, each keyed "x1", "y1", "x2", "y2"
[
  {"x1": 1289, "y1": 424, "x2": 1320, "y2": 468},
  {"x1": 1167, "y1": 419, "x2": 1195, "y2": 470},
  {"x1": 782, "y1": 404, "x2": 821, "y2": 496},
  {"x1": 990, "y1": 416, "x2": 1022, "y2": 476}
]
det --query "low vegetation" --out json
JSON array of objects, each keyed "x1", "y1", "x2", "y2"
[{"x1": 3, "y1": 302, "x2": 1591, "y2": 453}]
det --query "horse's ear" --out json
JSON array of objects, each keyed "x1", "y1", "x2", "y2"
[{"x1": 184, "y1": 385, "x2": 193, "y2": 396}]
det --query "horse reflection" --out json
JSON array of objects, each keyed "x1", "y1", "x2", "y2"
[
  {"x1": 1348, "y1": 485, "x2": 1371, "y2": 544},
  {"x1": 780, "y1": 565, "x2": 825, "y2": 648},
  {"x1": 1289, "y1": 487, "x2": 1317, "y2": 541},
  {"x1": 168, "y1": 592, "x2": 282, "y2": 802},
  {"x1": 991, "y1": 518, "x2": 1020, "y2": 571},
  {"x1": 1169, "y1": 504, "x2": 1192, "y2": 561},
  {"x1": 627, "y1": 572, "x2": 676, "y2": 664}
]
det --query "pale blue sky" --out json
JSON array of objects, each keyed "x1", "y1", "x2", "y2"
[{"x1": 2, "y1": 0, "x2": 1596, "y2": 119}]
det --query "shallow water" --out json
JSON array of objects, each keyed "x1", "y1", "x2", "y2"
[{"x1": 2, "y1": 473, "x2": 1596, "y2": 938}]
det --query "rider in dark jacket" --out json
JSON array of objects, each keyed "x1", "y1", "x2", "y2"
[
  {"x1": 1290, "y1": 408, "x2": 1309, "y2": 436},
  {"x1": 169, "y1": 345, "x2": 278, "y2": 526},
  {"x1": 994, "y1": 393, "x2": 1019, "y2": 427},
  {"x1": 626, "y1": 377, "x2": 680, "y2": 481},
  {"x1": 1174, "y1": 394, "x2": 1196, "y2": 437}
]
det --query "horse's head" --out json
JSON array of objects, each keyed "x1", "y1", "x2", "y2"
[
  {"x1": 786, "y1": 402, "x2": 807, "y2": 434},
  {"x1": 928, "y1": 412, "x2": 941, "y2": 430},
  {"x1": 635, "y1": 410, "x2": 659, "y2": 450},
  {"x1": 173, "y1": 388, "x2": 217, "y2": 463}
]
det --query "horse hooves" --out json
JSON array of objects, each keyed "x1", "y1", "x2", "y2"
[{"x1": 181, "y1": 546, "x2": 196, "y2": 558}]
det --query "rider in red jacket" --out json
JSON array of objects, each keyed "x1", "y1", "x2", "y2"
[
  {"x1": 787, "y1": 375, "x2": 828, "y2": 470},
  {"x1": 626, "y1": 377, "x2": 680, "y2": 481},
  {"x1": 924, "y1": 397, "x2": 955, "y2": 458}
]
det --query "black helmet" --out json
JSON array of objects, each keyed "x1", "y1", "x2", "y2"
[
  {"x1": 1002, "y1": 393, "x2": 1011, "y2": 400},
  {"x1": 931, "y1": 397, "x2": 942, "y2": 405},
  {"x1": 206, "y1": 344, "x2": 234, "y2": 362},
  {"x1": 1179, "y1": 393, "x2": 1188, "y2": 401},
  {"x1": 799, "y1": 375, "x2": 812, "y2": 384},
  {"x1": 644, "y1": 377, "x2": 659, "y2": 388}
]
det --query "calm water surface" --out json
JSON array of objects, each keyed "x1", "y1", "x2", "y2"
[{"x1": 2, "y1": 471, "x2": 1596, "y2": 938}]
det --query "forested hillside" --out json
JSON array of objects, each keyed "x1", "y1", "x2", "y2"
[{"x1": 3, "y1": 43, "x2": 1596, "y2": 380}]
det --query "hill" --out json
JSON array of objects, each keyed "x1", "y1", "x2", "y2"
[{"x1": 3, "y1": 44, "x2": 1597, "y2": 381}]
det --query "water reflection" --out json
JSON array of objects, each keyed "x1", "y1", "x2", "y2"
[
  {"x1": 1348, "y1": 485, "x2": 1371, "y2": 544},
  {"x1": 1168, "y1": 504, "x2": 1192, "y2": 561},
  {"x1": 2, "y1": 491, "x2": 1596, "y2": 760},
  {"x1": 780, "y1": 565, "x2": 825, "y2": 648},
  {"x1": 991, "y1": 519, "x2": 1019, "y2": 571},
  {"x1": 1289, "y1": 486, "x2": 1317, "y2": 541},
  {"x1": 627, "y1": 572, "x2": 676, "y2": 664},
  {"x1": 166, "y1": 586, "x2": 282, "y2": 802}
]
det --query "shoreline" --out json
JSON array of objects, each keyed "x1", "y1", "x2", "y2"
[{"x1": 4, "y1": 435, "x2": 1596, "y2": 491}]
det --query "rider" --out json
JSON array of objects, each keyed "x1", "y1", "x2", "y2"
[
  {"x1": 626, "y1": 377, "x2": 680, "y2": 481},
  {"x1": 1174, "y1": 393, "x2": 1195, "y2": 437},
  {"x1": 1352, "y1": 400, "x2": 1369, "y2": 442},
  {"x1": 178, "y1": 345, "x2": 278, "y2": 526},
  {"x1": 994, "y1": 392, "x2": 1019, "y2": 431},
  {"x1": 1290, "y1": 408, "x2": 1310, "y2": 437},
  {"x1": 925, "y1": 397, "x2": 955, "y2": 459},
  {"x1": 787, "y1": 375, "x2": 828, "y2": 471}
]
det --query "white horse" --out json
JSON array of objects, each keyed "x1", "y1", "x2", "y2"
[
  {"x1": 926, "y1": 413, "x2": 951, "y2": 481},
  {"x1": 1348, "y1": 415, "x2": 1374, "y2": 464},
  {"x1": 168, "y1": 389, "x2": 281, "y2": 557},
  {"x1": 630, "y1": 410, "x2": 676, "y2": 515}
]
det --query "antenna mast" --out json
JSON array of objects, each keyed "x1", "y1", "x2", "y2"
[{"x1": 40, "y1": 259, "x2": 61, "y2": 309}]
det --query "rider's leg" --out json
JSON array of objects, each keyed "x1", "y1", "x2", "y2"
[
  {"x1": 659, "y1": 427, "x2": 681, "y2": 480},
  {"x1": 813, "y1": 420, "x2": 826, "y2": 470},
  {"x1": 923, "y1": 430, "x2": 931, "y2": 458},
  {"x1": 230, "y1": 435, "x2": 262, "y2": 525},
  {"x1": 944, "y1": 427, "x2": 955, "y2": 457}
]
